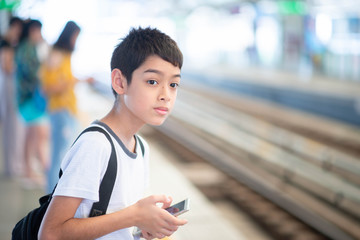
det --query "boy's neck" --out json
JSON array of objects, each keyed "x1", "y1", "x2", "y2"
[{"x1": 100, "y1": 102, "x2": 144, "y2": 152}]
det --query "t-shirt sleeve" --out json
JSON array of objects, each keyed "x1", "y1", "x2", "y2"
[{"x1": 54, "y1": 131, "x2": 111, "y2": 202}]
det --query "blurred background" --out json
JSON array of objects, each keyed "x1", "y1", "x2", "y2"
[
  {"x1": 3, "y1": 0, "x2": 360, "y2": 83},
  {"x1": 1, "y1": 0, "x2": 360, "y2": 240}
]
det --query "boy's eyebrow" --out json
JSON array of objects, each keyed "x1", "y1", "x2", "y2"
[{"x1": 144, "y1": 69, "x2": 181, "y2": 78}]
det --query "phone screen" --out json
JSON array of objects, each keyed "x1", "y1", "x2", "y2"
[{"x1": 166, "y1": 200, "x2": 185, "y2": 215}]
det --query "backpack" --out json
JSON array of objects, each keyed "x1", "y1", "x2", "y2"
[{"x1": 12, "y1": 125, "x2": 145, "y2": 239}]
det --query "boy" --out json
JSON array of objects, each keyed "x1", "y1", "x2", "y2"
[{"x1": 38, "y1": 27, "x2": 187, "y2": 240}]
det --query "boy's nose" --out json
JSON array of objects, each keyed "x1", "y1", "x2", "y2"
[{"x1": 159, "y1": 86, "x2": 170, "y2": 102}]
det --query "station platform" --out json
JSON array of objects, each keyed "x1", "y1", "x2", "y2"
[{"x1": 0, "y1": 84, "x2": 266, "y2": 240}]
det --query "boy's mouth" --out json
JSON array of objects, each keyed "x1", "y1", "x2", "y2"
[{"x1": 154, "y1": 107, "x2": 169, "y2": 115}]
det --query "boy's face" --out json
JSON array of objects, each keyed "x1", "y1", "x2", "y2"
[{"x1": 122, "y1": 55, "x2": 181, "y2": 126}]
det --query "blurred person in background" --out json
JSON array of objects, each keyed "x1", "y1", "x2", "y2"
[
  {"x1": 15, "y1": 19, "x2": 49, "y2": 186},
  {"x1": 0, "y1": 16, "x2": 23, "y2": 177},
  {"x1": 40, "y1": 21, "x2": 93, "y2": 193}
]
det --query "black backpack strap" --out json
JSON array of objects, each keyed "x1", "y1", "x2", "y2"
[
  {"x1": 61, "y1": 126, "x2": 118, "y2": 217},
  {"x1": 87, "y1": 126, "x2": 118, "y2": 217}
]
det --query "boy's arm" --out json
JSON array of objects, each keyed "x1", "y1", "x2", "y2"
[{"x1": 38, "y1": 195, "x2": 187, "y2": 240}]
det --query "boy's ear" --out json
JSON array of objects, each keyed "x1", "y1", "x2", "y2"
[{"x1": 111, "y1": 68, "x2": 127, "y2": 95}]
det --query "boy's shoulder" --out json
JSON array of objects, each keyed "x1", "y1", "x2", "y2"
[
  {"x1": 75, "y1": 121, "x2": 149, "y2": 157},
  {"x1": 70, "y1": 123, "x2": 113, "y2": 154}
]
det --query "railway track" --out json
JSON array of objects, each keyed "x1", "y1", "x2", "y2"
[{"x1": 149, "y1": 86, "x2": 360, "y2": 240}]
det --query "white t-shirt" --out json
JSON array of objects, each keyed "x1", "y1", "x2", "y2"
[{"x1": 54, "y1": 121, "x2": 150, "y2": 239}]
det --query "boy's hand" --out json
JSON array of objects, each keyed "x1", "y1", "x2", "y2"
[
  {"x1": 134, "y1": 195, "x2": 187, "y2": 239},
  {"x1": 141, "y1": 231, "x2": 153, "y2": 239}
]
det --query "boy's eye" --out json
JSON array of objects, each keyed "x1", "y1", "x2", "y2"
[
  {"x1": 147, "y1": 80, "x2": 158, "y2": 85},
  {"x1": 170, "y1": 83, "x2": 179, "y2": 88}
]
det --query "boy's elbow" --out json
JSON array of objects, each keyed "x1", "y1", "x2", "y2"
[{"x1": 38, "y1": 228, "x2": 59, "y2": 240}]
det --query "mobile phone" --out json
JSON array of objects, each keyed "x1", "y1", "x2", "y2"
[
  {"x1": 165, "y1": 198, "x2": 190, "y2": 216},
  {"x1": 133, "y1": 198, "x2": 190, "y2": 237}
]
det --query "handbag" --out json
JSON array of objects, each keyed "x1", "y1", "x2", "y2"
[{"x1": 11, "y1": 125, "x2": 140, "y2": 239}]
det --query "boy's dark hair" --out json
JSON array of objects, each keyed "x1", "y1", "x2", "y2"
[
  {"x1": 110, "y1": 27, "x2": 183, "y2": 97},
  {"x1": 54, "y1": 21, "x2": 80, "y2": 52}
]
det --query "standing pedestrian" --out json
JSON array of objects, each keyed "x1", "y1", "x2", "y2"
[
  {"x1": 15, "y1": 19, "x2": 49, "y2": 186},
  {"x1": 40, "y1": 21, "x2": 93, "y2": 193},
  {"x1": 0, "y1": 16, "x2": 23, "y2": 177}
]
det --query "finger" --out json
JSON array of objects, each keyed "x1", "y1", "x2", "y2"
[
  {"x1": 175, "y1": 218, "x2": 188, "y2": 226},
  {"x1": 150, "y1": 195, "x2": 172, "y2": 205},
  {"x1": 167, "y1": 224, "x2": 179, "y2": 232},
  {"x1": 160, "y1": 212, "x2": 181, "y2": 226},
  {"x1": 166, "y1": 215, "x2": 188, "y2": 226},
  {"x1": 162, "y1": 196, "x2": 173, "y2": 209},
  {"x1": 142, "y1": 231, "x2": 152, "y2": 240},
  {"x1": 160, "y1": 228, "x2": 175, "y2": 238},
  {"x1": 155, "y1": 233, "x2": 166, "y2": 239}
]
